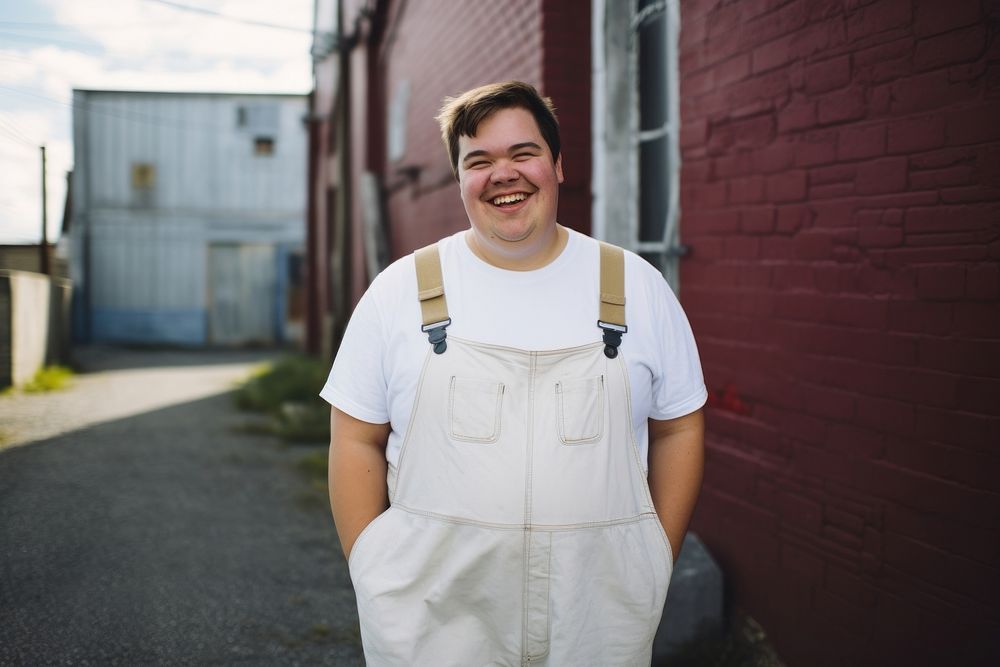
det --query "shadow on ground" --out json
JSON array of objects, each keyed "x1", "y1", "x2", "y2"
[{"x1": 0, "y1": 388, "x2": 361, "y2": 666}]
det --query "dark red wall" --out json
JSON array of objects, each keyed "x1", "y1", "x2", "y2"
[{"x1": 679, "y1": 0, "x2": 1000, "y2": 664}]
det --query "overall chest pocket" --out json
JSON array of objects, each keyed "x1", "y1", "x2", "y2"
[
  {"x1": 449, "y1": 376, "x2": 505, "y2": 443},
  {"x1": 555, "y1": 375, "x2": 605, "y2": 445}
]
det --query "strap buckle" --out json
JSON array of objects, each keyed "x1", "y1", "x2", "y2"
[
  {"x1": 421, "y1": 318, "x2": 452, "y2": 355},
  {"x1": 597, "y1": 320, "x2": 627, "y2": 359}
]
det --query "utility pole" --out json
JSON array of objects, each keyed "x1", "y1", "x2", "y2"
[{"x1": 40, "y1": 145, "x2": 50, "y2": 275}]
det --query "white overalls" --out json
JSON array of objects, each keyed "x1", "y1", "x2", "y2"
[{"x1": 347, "y1": 243, "x2": 673, "y2": 666}]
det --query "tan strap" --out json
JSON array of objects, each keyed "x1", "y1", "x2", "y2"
[
  {"x1": 598, "y1": 242, "x2": 626, "y2": 328},
  {"x1": 414, "y1": 243, "x2": 449, "y2": 327}
]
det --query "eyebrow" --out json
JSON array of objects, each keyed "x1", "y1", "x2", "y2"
[{"x1": 461, "y1": 142, "x2": 543, "y2": 165}]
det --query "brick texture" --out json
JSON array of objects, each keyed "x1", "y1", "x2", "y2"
[{"x1": 680, "y1": 0, "x2": 1000, "y2": 664}]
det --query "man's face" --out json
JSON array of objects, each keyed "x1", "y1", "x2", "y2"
[{"x1": 457, "y1": 107, "x2": 564, "y2": 260}]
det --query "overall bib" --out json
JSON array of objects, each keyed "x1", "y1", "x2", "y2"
[{"x1": 348, "y1": 243, "x2": 673, "y2": 666}]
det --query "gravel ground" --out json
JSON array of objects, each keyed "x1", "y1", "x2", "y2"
[{"x1": 0, "y1": 347, "x2": 362, "y2": 666}]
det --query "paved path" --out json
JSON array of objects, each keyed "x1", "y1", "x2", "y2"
[{"x1": 0, "y1": 347, "x2": 363, "y2": 666}]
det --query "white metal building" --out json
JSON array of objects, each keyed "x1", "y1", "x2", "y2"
[{"x1": 70, "y1": 90, "x2": 307, "y2": 346}]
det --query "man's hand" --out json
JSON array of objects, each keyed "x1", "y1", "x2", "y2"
[
  {"x1": 328, "y1": 407, "x2": 391, "y2": 560},
  {"x1": 647, "y1": 409, "x2": 705, "y2": 563}
]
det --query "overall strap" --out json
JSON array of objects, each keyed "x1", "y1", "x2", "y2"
[
  {"x1": 598, "y1": 242, "x2": 627, "y2": 359},
  {"x1": 414, "y1": 243, "x2": 451, "y2": 354}
]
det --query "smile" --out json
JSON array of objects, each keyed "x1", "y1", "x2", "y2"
[{"x1": 491, "y1": 193, "x2": 528, "y2": 206}]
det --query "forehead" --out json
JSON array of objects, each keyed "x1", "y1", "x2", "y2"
[{"x1": 458, "y1": 107, "x2": 545, "y2": 154}]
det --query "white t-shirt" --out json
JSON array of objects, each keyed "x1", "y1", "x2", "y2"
[{"x1": 320, "y1": 228, "x2": 707, "y2": 468}]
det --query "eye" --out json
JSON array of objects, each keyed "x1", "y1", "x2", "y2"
[
  {"x1": 513, "y1": 152, "x2": 534, "y2": 161},
  {"x1": 467, "y1": 160, "x2": 489, "y2": 169}
]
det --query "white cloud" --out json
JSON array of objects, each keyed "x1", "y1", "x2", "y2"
[{"x1": 0, "y1": 0, "x2": 314, "y2": 243}]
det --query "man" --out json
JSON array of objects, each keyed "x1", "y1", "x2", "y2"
[{"x1": 321, "y1": 81, "x2": 706, "y2": 666}]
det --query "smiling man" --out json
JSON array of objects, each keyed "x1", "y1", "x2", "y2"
[{"x1": 321, "y1": 81, "x2": 707, "y2": 666}]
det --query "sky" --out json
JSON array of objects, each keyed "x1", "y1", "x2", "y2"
[{"x1": 0, "y1": 0, "x2": 314, "y2": 244}]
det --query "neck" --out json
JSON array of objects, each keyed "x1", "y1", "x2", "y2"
[{"x1": 466, "y1": 224, "x2": 568, "y2": 271}]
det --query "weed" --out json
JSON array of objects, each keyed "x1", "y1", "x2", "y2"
[
  {"x1": 234, "y1": 356, "x2": 330, "y2": 442},
  {"x1": 23, "y1": 365, "x2": 74, "y2": 393}
]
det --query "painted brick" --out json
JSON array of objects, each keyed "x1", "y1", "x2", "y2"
[
  {"x1": 915, "y1": 264, "x2": 966, "y2": 301},
  {"x1": 724, "y1": 236, "x2": 761, "y2": 259},
  {"x1": 728, "y1": 174, "x2": 766, "y2": 203},
  {"x1": 775, "y1": 205, "x2": 813, "y2": 233},
  {"x1": 913, "y1": 0, "x2": 983, "y2": 38},
  {"x1": 885, "y1": 435, "x2": 993, "y2": 491},
  {"x1": 857, "y1": 462, "x2": 998, "y2": 525},
  {"x1": 810, "y1": 182, "x2": 854, "y2": 200},
  {"x1": 856, "y1": 395, "x2": 915, "y2": 437},
  {"x1": 742, "y1": 207, "x2": 776, "y2": 234},
  {"x1": 805, "y1": 55, "x2": 852, "y2": 94},
  {"x1": 837, "y1": 123, "x2": 886, "y2": 160},
  {"x1": 886, "y1": 502, "x2": 998, "y2": 566},
  {"x1": 739, "y1": 0, "x2": 809, "y2": 47},
  {"x1": 946, "y1": 102, "x2": 1000, "y2": 145},
  {"x1": 800, "y1": 382, "x2": 856, "y2": 420},
  {"x1": 792, "y1": 230, "x2": 835, "y2": 259},
  {"x1": 777, "y1": 97, "x2": 817, "y2": 133},
  {"x1": 909, "y1": 164, "x2": 976, "y2": 190},
  {"x1": 846, "y1": 0, "x2": 912, "y2": 42},
  {"x1": 904, "y1": 203, "x2": 1000, "y2": 233},
  {"x1": 914, "y1": 25, "x2": 988, "y2": 71},
  {"x1": 858, "y1": 226, "x2": 903, "y2": 247},
  {"x1": 779, "y1": 542, "x2": 825, "y2": 581},
  {"x1": 940, "y1": 185, "x2": 1000, "y2": 204},
  {"x1": 812, "y1": 200, "x2": 856, "y2": 227},
  {"x1": 886, "y1": 115, "x2": 946, "y2": 154},
  {"x1": 794, "y1": 129, "x2": 838, "y2": 166},
  {"x1": 717, "y1": 53, "x2": 752, "y2": 86},
  {"x1": 765, "y1": 169, "x2": 807, "y2": 201},
  {"x1": 957, "y1": 375, "x2": 1000, "y2": 415},
  {"x1": 891, "y1": 69, "x2": 978, "y2": 114},
  {"x1": 965, "y1": 262, "x2": 1000, "y2": 300},
  {"x1": 817, "y1": 87, "x2": 866, "y2": 124},
  {"x1": 855, "y1": 157, "x2": 908, "y2": 195},
  {"x1": 686, "y1": 209, "x2": 741, "y2": 234}
]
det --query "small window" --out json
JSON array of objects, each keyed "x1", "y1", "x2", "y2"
[
  {"x1": 254, "y1": 137, "x2": 275, "y2": 156},
  {"x1": 131, "y1": 163, "x2": 155, "y2": 189},
  {"x1": 236, "y1": 106, "x2": 247, "y2": 127}
]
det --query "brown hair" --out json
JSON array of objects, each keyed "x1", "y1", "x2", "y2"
[{"x1": 436, "y1": 81, "x2": 560, "y2": 179}]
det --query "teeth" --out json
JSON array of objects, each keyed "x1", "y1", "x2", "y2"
[{"x1": 492, "y1": 193, "x2": 527, "y2": 206}]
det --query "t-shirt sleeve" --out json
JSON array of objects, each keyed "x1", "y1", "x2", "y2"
[
  {"x1": 649, "y1": 276, "x2": 708, "y2": 421},
  {"x1": 319, "y1": 284, "x2": 390, "y2": 424}
]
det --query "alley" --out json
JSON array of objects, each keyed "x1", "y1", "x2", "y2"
[{"x1": 0, "y1": 347, "x2": 362, "y2": 665}]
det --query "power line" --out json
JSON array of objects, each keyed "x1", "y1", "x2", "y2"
[
  {"x1": 0, "y1": 115, "x2": 37, "y2": 147},
  {"x1": 142, "y1": 0, "x2": 315, "y2": 34}
]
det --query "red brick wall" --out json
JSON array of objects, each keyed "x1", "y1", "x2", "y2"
[{"x1": 679, "y1": 0, "x2": 1000, "y2": 664}]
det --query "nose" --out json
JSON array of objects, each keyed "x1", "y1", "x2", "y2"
[{"x1": 490, "y1": 160, "x2": 519, "y2": 184}]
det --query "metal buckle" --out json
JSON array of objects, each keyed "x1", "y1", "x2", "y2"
[
  {"x1": 421, "y1": 318, "x2": 452, "y2": 355},
  {"x1": 597, "y1": 320, "x2": 627, "y2": 359}
]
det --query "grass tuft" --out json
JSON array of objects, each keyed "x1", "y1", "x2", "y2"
[
  {"x1": 23, "y1": 365, "x2": 74, "y2": 393},
  {"x1": 234, "y1": 356, "x2": 330, "y2": 442}
]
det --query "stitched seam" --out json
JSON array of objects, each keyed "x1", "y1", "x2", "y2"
[
  {"x1": 556, "y1": 375, "x2": 605, "y2": 445},
  {"x1": 448, "y1": 377, "x2": 504, "y2": 444},
  {"x1": 390, "y1": 346, "x2": 434, "y2": 501},
  {"x1": 389, "y1": 504, "x2": 658, "y2": 530}
]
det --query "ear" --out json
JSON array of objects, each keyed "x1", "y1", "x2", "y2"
[{"x1": 555, "y1": 153, "x2": 564, "y2": 184}]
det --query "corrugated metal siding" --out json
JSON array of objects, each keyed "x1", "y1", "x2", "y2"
[{"x1": 73, "y1": 91, "x2": 307, "y2": 345}]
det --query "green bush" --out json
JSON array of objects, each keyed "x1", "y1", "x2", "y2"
[
  {"x1": 234, "y1": 356, "x2": 330, "y2": 443},
  {"x1": 235, "y1": 356, "x2": 327, "y2": 413},
  {"x1": 23, "y1": 365, "x2": 74, "y2": 393}
]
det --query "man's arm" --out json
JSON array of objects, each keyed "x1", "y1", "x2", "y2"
[
  {"x1": 647, "y1": 408, "x2": 705, "y2": 563},
  {"x1": 328, "y1": 406, "x2": 392, "y2": 559}
]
